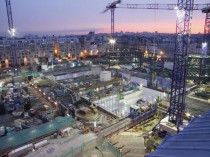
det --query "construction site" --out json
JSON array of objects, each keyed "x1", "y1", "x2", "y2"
[{"x1": 0, "y1": 0, "x2": 210, "y2": 157}]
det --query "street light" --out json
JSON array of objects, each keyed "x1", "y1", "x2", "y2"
[
  {"x1": 160, "y1": 50, "x2": 164, "y2": 55},
  {"x1": 109, "y1": 39, "x2": 116, "y2": 44},
  {"x1": 95, "y1": 146, "x2": 104, "y2": 157},
  {"x1": 144, "y1": 50, "x2": 149, "y2": 58},
  {"x1": 109, "y1": 38, "x2": 116, "y2": 51},
  {"x1": 24, "y1": 57, "x2": 28, "y2": 66},
  {"x1": 8, "y1": 28, "x2": 16, "y2": 37},
  {"x1": 202, "y1": 42, "x2": 208, "y2": 55},
  {"x1": 163, "y1": 92, "x2": 166, "y2": 97}
]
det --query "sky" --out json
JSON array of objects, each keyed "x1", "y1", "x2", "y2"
[{"x1": 0, "y1": 0, "x2": 209, "y2": 36}]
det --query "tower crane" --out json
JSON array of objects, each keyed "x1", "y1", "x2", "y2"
[
  {"x1": 104, "y1": 1, "x2": 209, "y2": 129},
  {"x1": 5, "y1": 0, "x2": 19, "y2": 76},
  {"x1": 202, "y1": 6, "x2": 210, "y2": 55},
  {"x1": 102, "y1": 0, "x2": 121, "y2": 40},
  {"x1": 103, "y1": 2, "x2": 209, "y2": 39}
]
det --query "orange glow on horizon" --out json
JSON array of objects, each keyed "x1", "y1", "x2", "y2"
[
  {"x1": 95, "y1": 18, "x2": 205, "y2": 34},
  {"x1": 49, "y1": 19, "x2": 204, "y2": 35}
]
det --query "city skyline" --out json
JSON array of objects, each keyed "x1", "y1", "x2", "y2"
[{"x1": 0, "y1": 0, "x2": 209, "y2": 36}]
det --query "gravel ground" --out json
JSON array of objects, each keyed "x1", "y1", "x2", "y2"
[{"x1": 185, "y1": 97, "x2": 210, "y2": 115}]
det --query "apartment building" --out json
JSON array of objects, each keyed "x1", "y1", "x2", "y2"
[{"x1": 0, "y1": 35, "x2": 82, "y2": 67}]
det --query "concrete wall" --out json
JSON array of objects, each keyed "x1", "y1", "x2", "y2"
[
  {"x1": 164, "y1": 61, "x2": 173, "y2": 70},
  {"x1": 131, "y1": 77, "x2": 147, "y2": 87}
]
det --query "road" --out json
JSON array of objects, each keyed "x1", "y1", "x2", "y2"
[{"x1": 28, "y1": 87, "x2": 58, "y2": 110}]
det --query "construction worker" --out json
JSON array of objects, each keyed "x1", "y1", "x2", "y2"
[{"x1": 119, "y1": 148, "x2": 123, "y2": 156}]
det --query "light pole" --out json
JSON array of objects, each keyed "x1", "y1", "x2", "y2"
[{"x1": 95, "y1": 146, "x2": 104, "y2": 157}]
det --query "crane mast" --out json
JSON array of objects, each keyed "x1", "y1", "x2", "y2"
[
  {"x1": 169, "y1": 0, "x2": 193, "y2": 128},
  {"x1": 5, "y1": 0, "x2": 13, "y2": 31},
  {"x1": 5, "y1": 0, "x2": 18, "y2": 76},
  {"x1": 202, "y1": 6, "x2": 210, "y2": 55},
  {"x1": 203, "y1": 8, "x2": 210, "y2": 34},
  {"x1": 111, "y1": 8, "x2": 115, "y2": 39}
]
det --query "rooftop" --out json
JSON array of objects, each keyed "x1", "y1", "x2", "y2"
[
  {"x1": 0, "y1": 116, "x2": 75, "y2": 152},
  {"x1": 146, "y1": 110, "x2": 210, "y2": 157}
]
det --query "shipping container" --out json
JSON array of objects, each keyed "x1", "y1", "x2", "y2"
[{"x1": 34, "y1": 140, "x2": 48, "y2": 149}]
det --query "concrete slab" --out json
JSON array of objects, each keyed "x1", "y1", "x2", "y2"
[
  {"x1": 26, "y1": 132, "x2": 98, "y2": 157},
  {"x1": 110, "y1": 135, "x2": 146, "y2": 157},
  {"x1": 94, "y1": 87, "x2": 166, "y2": 118}
]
